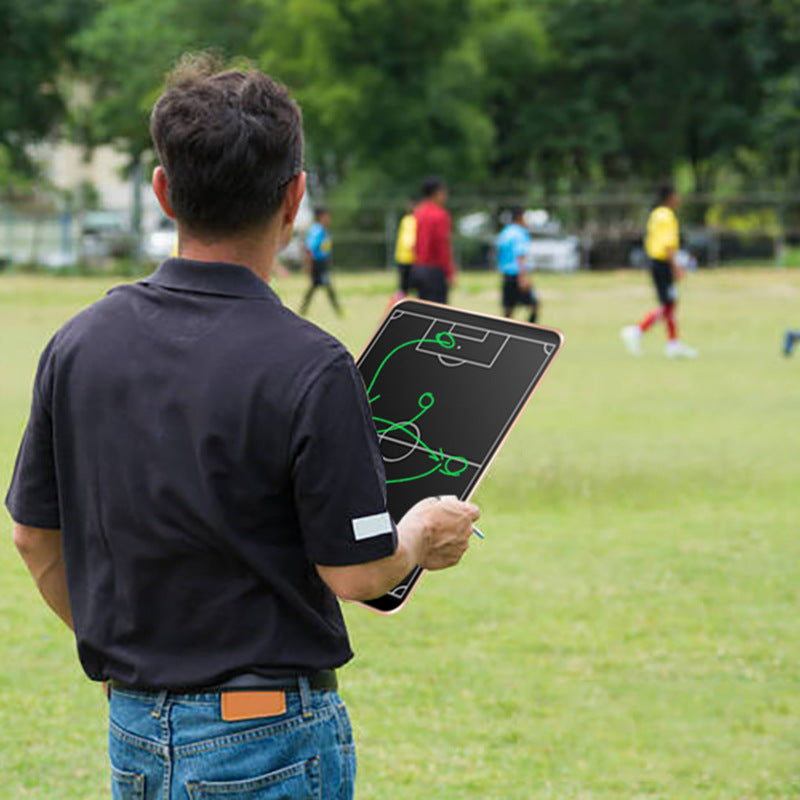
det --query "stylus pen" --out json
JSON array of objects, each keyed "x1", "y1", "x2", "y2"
[{"x1": 472, "y1": 525, "x2": 485, "y2": 539}]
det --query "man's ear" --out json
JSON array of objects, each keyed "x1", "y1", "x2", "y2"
[
  {"x1": 283, "y1": 171, "x2": 306, "y2": 227},
  {"x1": 152, "y1": 167, "x2": 176, "y2": 219}
]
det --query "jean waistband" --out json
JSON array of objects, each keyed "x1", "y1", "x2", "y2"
[{"x1": 109, "y1": 669, "x2": 338, "y2": 695}]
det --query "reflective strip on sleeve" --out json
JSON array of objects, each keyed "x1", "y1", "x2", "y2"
[{"x1": 352, "y1": 512, "x2": 393, "y2": 541}]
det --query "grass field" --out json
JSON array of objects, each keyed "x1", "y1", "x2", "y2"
[{"x1": 1, "y1": 267, "x2": 798, "y2": 799}]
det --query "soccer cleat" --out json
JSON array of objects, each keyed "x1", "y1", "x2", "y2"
[
  {"x1": 783, "y1": 330, "x2": 798, "y2": 357},
  {"x1": 621, "y1": 325, "x2": 643, "y2": 356},
  {"x1": 664, "y1": 340, "x2": 698, "y2": 359}
]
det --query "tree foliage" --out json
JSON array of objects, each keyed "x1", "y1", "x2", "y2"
[
  {"x1": 0, "y1": 0, "x2": 97, "y2": 179},
  {"x1": 253, "y1": 0, "x2": 494, "y2": 194},
  {"x1": 6, "y1": 0, "x2": 800, "y2": 198},
  {"x1": 70, "y1": 0, "x2": 261, "y2": 166}
]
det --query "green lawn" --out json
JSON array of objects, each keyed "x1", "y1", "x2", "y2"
[{"x1": 1, "y1": 267, "x2": 798, "y2": 799}]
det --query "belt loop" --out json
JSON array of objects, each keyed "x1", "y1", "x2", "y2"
[
  {"x1": 298, "y1": 676, "x2": 313, "y2": 719},
  {"x1": 151, "y1": 690, "x2": 169, "y2": 719}
]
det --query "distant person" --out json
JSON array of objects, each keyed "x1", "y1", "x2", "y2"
[
  {"x1": 411, "y1": 176, "x2": 456, "y2": 304},
  {"x1": 391, "y1": 201, "x2": 417, "y2": 304},
  {"x1": 299, "y1": 207, "x2": 342, "y2": 316},
  {"x1": 496, "y1": 206, "x2": 539, "y2": 323},
  {"x1": 621, "y1": 183, "x2": 698, "y2": 358},
  {"x1": 783, "y1": 329, "x2": 799, "y2": 356}
]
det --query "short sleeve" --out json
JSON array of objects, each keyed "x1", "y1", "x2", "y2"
[
  {"x1": 5, "y1": 339, "x2": 61, "y2": 529},
  {"x1": 305, "y1": 227, "x2": 316, "y2": 251},
  {"x1": 290, "y1": 353, "x2": 398, "y2": 566}
]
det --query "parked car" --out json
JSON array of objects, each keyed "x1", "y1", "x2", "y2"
[
  {"x1": 81, "y1": 210, "x2": 137, "y2": 260},
  {"x1": 526, "y1": 235, "x2": 581, "y2": 272},
  {"x1": 457, "y1": 208, "x2": 581, "y2": 272}
]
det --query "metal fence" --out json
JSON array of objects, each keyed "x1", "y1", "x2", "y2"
[{"x1": 3, "y1": 191, "x2": 800, "y2": 273}]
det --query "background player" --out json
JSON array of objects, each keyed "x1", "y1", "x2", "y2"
[
  {"x1": 299, "y1": 206, "x2": 343, "y2": 316},
  {"x1": 621, "y1": 183, "x2": 697, "y2": 358},
  {"x1": 496, "y1": 206, "x2": 539, "y2": 322},
  {"x1": 391, "y1": 200, "x2": 417, "y2": 304},
  {"x1": 411, "y1": 176, "x2": 456, "y2": 304}
]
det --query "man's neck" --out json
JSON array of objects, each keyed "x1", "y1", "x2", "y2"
[{"x1": 178, "y1": 231, "x2": 279, "y2": 284}]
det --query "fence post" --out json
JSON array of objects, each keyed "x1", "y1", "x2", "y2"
[
  {"x1": 385, "y1": 205, "x2": 397, "y2": 269},
  {"x1": 776, "y1": 195, "x2": 786, "y2": 267},
  {"x1": 30, "y1": 215, "x2": 42, "y2": 265}
]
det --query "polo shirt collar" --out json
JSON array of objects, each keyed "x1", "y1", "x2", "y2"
[{"x1": 142, "y1": 258, "x2": 282, "y2": 303}]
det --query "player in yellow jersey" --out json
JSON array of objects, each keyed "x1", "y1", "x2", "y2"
[
  {"x1": 391, "y1": 201, "x2": 417, "y2": 304},
  {"x1": 622, "y1": 183, "x2": 697, "y2": 358}
]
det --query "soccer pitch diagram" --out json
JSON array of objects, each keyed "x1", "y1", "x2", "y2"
[{"x1": 356, "y1": 300, "x2": 562, "y2": 612}]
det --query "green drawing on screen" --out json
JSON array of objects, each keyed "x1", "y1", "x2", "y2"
[{"x1": 367, "y1": 330, "x2": 469, "y2": 484}]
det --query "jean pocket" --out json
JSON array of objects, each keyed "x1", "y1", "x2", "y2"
[
  {"x1": 111, "y1": 766, "x2": 145, "y2": 800},
  {"x1": 186, "y1": 756, "x2": 320, "y2": 799}
]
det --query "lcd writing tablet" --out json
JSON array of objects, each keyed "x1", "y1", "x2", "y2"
[{"x1": 356, "y1": 299, "x2": 563, "y2": 613}]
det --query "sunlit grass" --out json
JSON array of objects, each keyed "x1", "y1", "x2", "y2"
[{"x1": 1, "y1": 266, "x2": 798, "y2": 798}]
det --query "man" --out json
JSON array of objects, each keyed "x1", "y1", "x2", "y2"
[
  {"x1": 7, "y1": 54, "x2": 479, "y2": 800},
  {"x1": 496, "y1": 206, "x2": 539, "y2": 322},
  {"x1": 299, "y1": 206, "x2": 342, "y2": 316},
  {"x1": 621, "y1": 183, "x2": 698, "y2": 358},
  {"x1": 411, "y1": 176, "x2": 456, "y2": 304},
  {"x1": 391, "y1": 200, "x2": 417, "y2": 304}
]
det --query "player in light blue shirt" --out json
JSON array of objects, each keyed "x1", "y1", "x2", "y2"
[
  {"x1": 496, "y1": 207, "x2": 538, "y2": 322},
  {"x1": 299, "y1": 207, "x2": 343, "y2": 316},
  {"x1": 306, "y1": 219, "x2": 331, "y2": 261}
]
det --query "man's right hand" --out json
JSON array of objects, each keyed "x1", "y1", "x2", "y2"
[
  {"x1": 316, "y1": 496, "x2": 480, "y2": 602},
  {"x1": 398, "y1": 495, "x2": 480, "y2": 571}
]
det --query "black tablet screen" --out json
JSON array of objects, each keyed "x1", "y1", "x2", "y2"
[{"x1": 356, "y1": 300, "x2": 562, "y2": 613}]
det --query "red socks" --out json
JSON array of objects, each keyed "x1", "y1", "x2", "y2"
[
  {"x1": 639, "y1": 308, "x2": 663, "y2": 332},
  {"x1": 639, "y1": 303, "x2": 678, "y2": 340},
  {"x1": 664, "y1": 302, "x2": 677, "y2": 340}
]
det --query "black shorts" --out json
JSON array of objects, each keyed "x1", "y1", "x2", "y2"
[
  {"x1": 649, "y1": 258, "x2": 676, "y2": 305},
  {"x1": 502, "y1": 273, "x2": 537, "y2": 309},
  {"x1": 311, "y1": 259, "x2": 331, "y2": 287},
  {"x1": 411, "y1": 265, "x2": 449, "y2": 304},
  {"x1": 396, "y1": 262, "x2": 413, "y2": 294}
]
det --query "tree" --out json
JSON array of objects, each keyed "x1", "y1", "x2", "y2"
[
  {"x1": 0, "y1": 0, "x2": 97, "y2": 185},
  {"x1": 253, "y1": 0, "x2": 494, "y2": 196},
  {"x1": 70, "y1": 0, "x2": 261, "y2": 236}
]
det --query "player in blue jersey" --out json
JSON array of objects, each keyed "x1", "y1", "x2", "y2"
[
  {"x1": 299, "y1": 207, "x2": 343, "y2": 316},
  {"x1": 497, "y1": 207, "x2": 538, "y2": 322}
]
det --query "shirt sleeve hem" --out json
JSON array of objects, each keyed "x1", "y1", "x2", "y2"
[
  {"x1": 5, "y1": 501, "x2": 61, "y2": 530},
  {"x1": 310, "y1": 530, "x2": 398, "y2": 568}
]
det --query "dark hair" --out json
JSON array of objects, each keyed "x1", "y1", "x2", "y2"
[
  {"x1": 150, "y1": 53, "x2": 304, "y2": 236},
  {"x1": 656, "y1": 182, "x2": 676, "y2": 206},
  {"x1": 421, "y1": 175, "x2": 446, "y2": 198},
  {"x1": 314, "y1": 207, "x2": 329, "y2": 221},
  {"x1": 510, "y1": 205, "x2": 525, "y2": 221}
]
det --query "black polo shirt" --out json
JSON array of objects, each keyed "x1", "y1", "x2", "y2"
[{"x1": 6, "y1": 258, "x2": 398, "y2": 688}]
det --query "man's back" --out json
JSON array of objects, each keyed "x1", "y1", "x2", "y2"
[{"x1": 9, "y1": 258, "x2": 395, "y2": 688}]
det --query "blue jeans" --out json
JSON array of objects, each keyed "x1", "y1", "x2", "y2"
[{"x1": 108, "y1": 679, "x2": 356, "y2": 799}]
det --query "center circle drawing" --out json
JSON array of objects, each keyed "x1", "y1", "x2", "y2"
[{"x1": 378, "y1": 420, "x2": 423, "y2": 463}]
